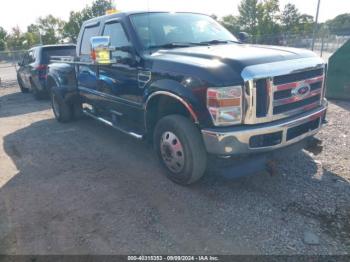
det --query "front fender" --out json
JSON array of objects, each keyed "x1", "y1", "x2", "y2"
[{"x1": 145, "y1": 79, "x2": 211, "y2": 127}]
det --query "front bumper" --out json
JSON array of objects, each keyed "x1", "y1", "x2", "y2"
[{"x1": 202, "y1": 101, "x2": 327, "y2": 156}]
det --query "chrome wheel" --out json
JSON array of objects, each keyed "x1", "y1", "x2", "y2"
[
  {"x1": 52, "y1": 94, "x2": 60, "y2": 118},
  {"x1": 160, "y1": 131, "x2": 185, "y2": 173}
]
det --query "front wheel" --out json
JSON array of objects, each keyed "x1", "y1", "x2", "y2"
[{"x1": 154, "y1": 115, "x2": 207, "y2": 185}]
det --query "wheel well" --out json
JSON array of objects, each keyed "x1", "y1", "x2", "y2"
[{"x1": 146, "y1": 95, "x2": 197, "y2": 137}]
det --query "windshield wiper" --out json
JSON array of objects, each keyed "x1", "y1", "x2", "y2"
[
  {"x1": 149, "y1": 42, "x2": 196, "y2": 49},
  {"x1": 198, "y1": 40, "x2": 240, "y2": 45}
]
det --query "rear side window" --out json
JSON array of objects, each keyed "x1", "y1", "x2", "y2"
[
  {"x1": 80, "y1": 25, "x2": 100, "y2": 55},
  {"x1": 42, "y1": 46, "x2": 76, "y2": 64}
]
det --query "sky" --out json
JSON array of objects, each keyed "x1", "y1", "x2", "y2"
[{"x1": 0, "y1": 0, "x2": 349, "y2": 32}]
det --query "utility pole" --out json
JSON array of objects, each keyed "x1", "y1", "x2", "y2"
[{"x1": 311, "y1": 0, "x2": 321, "y2": 51}]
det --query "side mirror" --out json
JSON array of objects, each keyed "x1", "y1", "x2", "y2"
[
  {"x1": 238, "y1": 32, "x2": 250, "y2": 43},
  {"x1": 90, "y1": 36, "x2": 112, "y2": 64}
]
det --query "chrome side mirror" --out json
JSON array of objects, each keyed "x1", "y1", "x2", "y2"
[{"x1": 90, "y1": 36, "x2": 112, "y2": 64}]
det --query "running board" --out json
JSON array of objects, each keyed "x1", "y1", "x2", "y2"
[{"x1": 82, "y1": 109, "x2": 144, "y2": 140}]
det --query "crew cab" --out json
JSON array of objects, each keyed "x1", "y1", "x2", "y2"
[
  {"x1": 17, "y1": 44, "x2": 76, "y2": 99},
  {"x1": 47, "y1": 11, "x2": 328, "y2": 185}
]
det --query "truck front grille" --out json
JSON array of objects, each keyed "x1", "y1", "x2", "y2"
[{"x1": 254, "y1": 68, "x2": 324, "y2": 123}]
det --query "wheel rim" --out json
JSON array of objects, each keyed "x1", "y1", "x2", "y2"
[
  {"x1": 52, "y1": 94, "x2": 60, "y2": 118},
  {"x1": 160, "y1": 131, "x2": 185, "y2": 173}
]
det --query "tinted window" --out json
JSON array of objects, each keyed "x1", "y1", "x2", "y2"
[
  {"x1": 130, "y1": 13, "x2": 237, "y2": 49},
  {"x1": 28, "y1": 50, "x2": 35, "y2": 63},
  {"x1": 102, "y1": 22, "x2": 130, "y2": 59},
  {"x1": 80, "y1": 25, "x2": 100, "y2": 55},
  {"x1": 42, "y1": 46, "x2": 76, "y2": 64}
]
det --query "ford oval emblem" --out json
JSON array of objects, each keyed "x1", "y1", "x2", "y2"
[{"x1": 292, "y1": 83, "x2": 311, "y2": 98}]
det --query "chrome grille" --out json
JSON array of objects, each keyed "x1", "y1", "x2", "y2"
[
  {"x1": 242, "y1": 57, "x2": 326, "y2": 125},
  {"x1": 271, "y1": 69, "x2": 324, "y2": 116}
]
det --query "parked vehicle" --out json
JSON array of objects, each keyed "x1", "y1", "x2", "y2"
[
  {"x1": 17, "y1": 44, "x2": 76, "y2": 99},
  {"x1": 47, "y1": 12, "x2": 328, "y2": 185}
]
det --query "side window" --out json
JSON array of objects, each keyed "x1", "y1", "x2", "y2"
[
  {"x1": 102, "y1": 22, "x2": 130, "y2": 60},
  {"x1": 28, "y1": 50, "x2": 35, "y2": 63},
  {"x1": 80, "y1": 25, "x2": 100, "y2": 55},
  {"x1": 21, "y1": 52, "x2": 29, "y2": 65}
]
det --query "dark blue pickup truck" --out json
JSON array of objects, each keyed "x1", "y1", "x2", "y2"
[{"x1": 47, "y1": 11, "x2": 328, "y2": 185}]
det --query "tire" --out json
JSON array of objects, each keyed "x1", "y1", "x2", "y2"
[
  {"x1": 30, "y1": 79, "x2": 45, "y2": 100},
  {"x1": 154, "y1": 115, "x2": 207, "y2": 185},
  {"x1": 51, "y1": 92, "x2": 73, "y2": 123},
  {"x1": 72, "y1": 102, "x2": 86, "y2": 120},
  {"x1": 17, "y1": 74, "x2": 29, "y2": 93}
]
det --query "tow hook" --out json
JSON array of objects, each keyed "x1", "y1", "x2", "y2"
[{"x1": 304, "y1": 137, "x2": 323, "y2": 155}]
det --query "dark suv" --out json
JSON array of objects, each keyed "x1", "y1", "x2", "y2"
[{"x1": 17, "y1": 44, "x2": 76, "y2": 99}]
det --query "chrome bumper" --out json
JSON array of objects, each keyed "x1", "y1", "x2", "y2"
[{"x1": 202, "y1": 101, "x2": 327, "y2": 156}]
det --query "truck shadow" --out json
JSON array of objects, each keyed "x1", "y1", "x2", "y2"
[
  {"x1": 1, "y1": 118, "x2": 349, "y2": 253},
  {"x1": 0, "y1": 91, "x2": 50, "y2": 118}
]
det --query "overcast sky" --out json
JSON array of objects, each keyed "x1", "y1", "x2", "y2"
[{"x1": 0, "y1": 0, "x2": 349, "y2": 32}]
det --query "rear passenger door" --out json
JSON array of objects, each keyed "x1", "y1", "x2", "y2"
[
  {"x1": 22, "y1": 49, "x2": 36, "y2": 89},
  {"x1": 77, "y1": 23, "x2": 100, "y2": 105},
  {"x1": 18, "y1": 52, "x2": 30, "y2": 88}
]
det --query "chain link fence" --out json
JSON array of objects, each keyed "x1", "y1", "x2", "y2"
[
  {"x1": 249, "y1": 33, "x2": 350, "y2": 60},
  {"x1": 0, "y1": 50, "x2": 26, "y2": 88}
]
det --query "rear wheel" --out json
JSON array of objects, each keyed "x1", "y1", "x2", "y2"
[
  {"x1": 154, "y1": 115, "x2": 207, "y2": 185},
  {"x1": 51, "y1": 92, "x2": 74, "y2": 123},
  {"x1": 17, "y1": 74, "x2": 29, "y2": 93}
]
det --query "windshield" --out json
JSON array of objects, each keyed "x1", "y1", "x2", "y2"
[{"x1": 130, "y1": 13, "x2": 238, "y2": 49}]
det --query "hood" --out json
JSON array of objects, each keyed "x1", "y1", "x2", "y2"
[
  {"x1": 147, "y1": 43, "x2": 318, "y2": 86},
  {"x1": 155, "y1": 43, "x2": 316, "y2": 67}
]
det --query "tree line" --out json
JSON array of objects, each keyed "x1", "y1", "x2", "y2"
[
  {"x1": 219, "y1": 0, "x2": 350, "y2": 44},
  {"x1": 0, "y1": 0, "x2": 113, "y2": 51},
  {"x1": 0, "y1": 0, "x2": 349, "y2": 51}
]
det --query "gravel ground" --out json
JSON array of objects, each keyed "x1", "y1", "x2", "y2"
[{"x1": 0, "y1": 80, "x2": 349, "y2": 255}]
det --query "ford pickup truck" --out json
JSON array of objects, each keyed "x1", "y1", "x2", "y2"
[{"x1": 47, "y1": 11, "x2": 328, "y2": 185}]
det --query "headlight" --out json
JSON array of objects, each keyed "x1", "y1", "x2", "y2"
[{"x1": 207, "y1": 86, "x2": 243, "y2": 126}]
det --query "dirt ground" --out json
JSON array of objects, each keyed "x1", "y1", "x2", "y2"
[{"x1": 0, "y1": 72, "x2": 349, "y2": 254}]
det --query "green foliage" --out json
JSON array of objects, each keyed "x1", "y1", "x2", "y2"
[
  {"x1": 281, "y1": 3, "x2": 300, "y2": 33},
  {"x1": 62, "y1": 11, "x2": 86, "y2": 43},
  {"x1": 2, "y1": 0, "x2": 349, "y2": 50},
  {"x1": 220, "y1": 0, "x2": 318, "y2": 44},
  {"x1": 0, "y1": 26, "x2": 7, "y2": 51},
  {"x1": 63, "y1": 0, "x2": 113, "y2": 42},
  {"x1": 6, "y1": 27, "x2": 26, "y2": 50},
  {"x1": 220, "y1": 15, "x2": 240, "y2": 35},
  {"x1": 4, "y1": 0, "x2": 113, "y2": 50},
  {"x1": 281, "y1": 4, "x2": 314, "y2": 35},
  {"x1": 326, "y1": 13, "x2": 350, "y2": 35},
  {"x1": 256, "y1": 0, "x2": 281, "y2": 43},
  {"x1": 36, "y1": 15, "x2": 65, "y2": 44},
  {"x1": 238, "y1": 0, "x2": 259, "y2": 36}
]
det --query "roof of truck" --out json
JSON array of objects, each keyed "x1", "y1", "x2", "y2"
[{"x1": 83, "y1": 11, "x2": 208, "y2": 26}]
